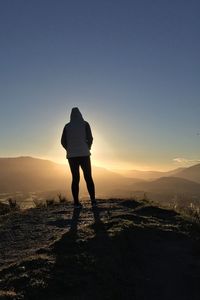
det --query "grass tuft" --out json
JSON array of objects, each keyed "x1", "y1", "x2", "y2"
[{"x1": 57, "y1": 193, "x2": 68, "y2": 204}]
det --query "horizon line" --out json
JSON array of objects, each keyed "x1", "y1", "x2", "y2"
[{"x1": 1, "y1": 154, "x2": 199, "y2": 173}]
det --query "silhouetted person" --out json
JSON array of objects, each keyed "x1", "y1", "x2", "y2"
[{"x1": 61, "y1": 107, "x2": 96, "y2": 208}]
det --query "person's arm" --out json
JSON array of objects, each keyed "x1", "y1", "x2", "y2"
[
  {"x1": 85, "y1": 122, "x2": 93, "y2": 149},
  {"x1": 61, "y1": 126, "x2": 67, "y2": 150}
]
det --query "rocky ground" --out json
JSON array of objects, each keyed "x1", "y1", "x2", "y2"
[{"x1": 0, "y1": 199, "x2": 200, "y2": 300}]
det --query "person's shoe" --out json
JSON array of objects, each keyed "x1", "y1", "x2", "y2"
[
  {"x1": 91, "y1": 200, "x2": 97, "y2": 207},
  {"x1": 74, "y1": 202, "x2": 82, "y2": 209}
]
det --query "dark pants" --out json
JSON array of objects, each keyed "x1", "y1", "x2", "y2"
[{"x1": 68, "y1": 156, "x2": 95, "y2": 204}]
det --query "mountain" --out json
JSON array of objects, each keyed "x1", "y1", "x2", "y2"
[
  {"x1": 124, "y1": 164, "x2": 200, "y2": 184},
  {"x1": 172, "y1": 163, "x2": 200, "y2": 183},
  {"x1": 1, "y1": 157, "x2": 200, "y2": 202},
  {"x1": 0, "y1": 157, "x2": 136, "y2": 198},
  {"x1": 132, "y1": 176, "x2": 200, "y2": 196},
  {"x1": 119, "y1": 167, "x2": 185, "y2": 181},
  {"x1": 92, "y1": 166, "x2": 142, "y2": 197},
  {"x1": 0, "y1": 157, "x2": 67, "y2": 192}
]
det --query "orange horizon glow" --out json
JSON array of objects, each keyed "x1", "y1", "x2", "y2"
[
  {"x1": 8, "y1": 126, "x2": 196, "y2": 173},
  {"x1": 44, "y1": 154, "x2": 180, "y2": 173}
]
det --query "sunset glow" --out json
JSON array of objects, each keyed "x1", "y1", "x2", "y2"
[
  {"x1": 0, "y1": 1, "x2": 200, "y2": 172},
  {"x1": 1, "y1": 2, "x2": 200, "y2": 297}
]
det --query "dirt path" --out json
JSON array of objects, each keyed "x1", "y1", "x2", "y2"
[{"x1": 0, "y1": 199, "x2": 200, "y2": 299}]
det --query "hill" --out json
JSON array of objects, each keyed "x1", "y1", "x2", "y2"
[
  {"x1": 120, "y1": 167, "x2": 185, "y2": 180},
  {"x1": 92, "y1": 166, "x2": 141, "y2": 198},
  {"x1": 123, "y1": 164, "x2": 200, "y2": 184},
  {"x1": 0, "y1": 157, "x2": 136, "y2": 201},
  {"x1": 173, "y1": 163, "x2": 200, "y2": 183},
  {"x1": 0, "y1": 157, "x2": 67, "y2": 192},
  {"x1": 1, "y1": 157, "x2": 200, "y2": 207},
  {"x1": 0, "y1": 199, "x2": 199, "y2": 299},
  {"x1": 132, "y1": 176, "x2": 200, "y2": 196}
]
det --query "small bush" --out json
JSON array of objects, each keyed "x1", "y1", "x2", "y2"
[
  {"x1": 57, "y1": 193, "x2": 68, "y2": 204},
  {"x1": 46, "y1": 199, "x2": 55, "y2": 206},
  {"x1": 33, "y1": 199, "x2": 46, "y2": 208},
  {"x1": 7, "y1": 198, "x2": 19, "y2": 211},
  {"x1": 180, "y1": 206, "x2": 200, "y2": 223}
]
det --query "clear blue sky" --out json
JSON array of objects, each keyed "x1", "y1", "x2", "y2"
[{"x1": 0, "y1": 0, "x2": 200, "y2": 170}]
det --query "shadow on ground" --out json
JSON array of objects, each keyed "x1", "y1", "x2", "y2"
[{"x1": 0, "y1": 199, "x2": 200, "y2": 300}]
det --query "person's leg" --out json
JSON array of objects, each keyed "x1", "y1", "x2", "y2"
[
  {"x1": 68, "y1": 158, "x2": 80, "y2": 205},
  {"x1": 80, "y1": 156, "x2": 96, "y2": 202}
]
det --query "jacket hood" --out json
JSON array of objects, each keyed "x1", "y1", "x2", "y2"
[{"x1": 70, "y1": 107, "x2": 84, "y2": 122}]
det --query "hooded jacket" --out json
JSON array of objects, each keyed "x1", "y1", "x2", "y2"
[{"x1": 61, "y1": 108, "x2": 93, "y2": 158}]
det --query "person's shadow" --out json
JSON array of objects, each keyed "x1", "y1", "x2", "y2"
[
  {"x1": 91, "y1": 205, "x2": 109, "y2": 238},
  {"x1": 39, "y1": 205, "x2": 110, "y2": 299},
  {"x1": 69, "y1": 207, "x2": 82, "y2": 234},
  {"x1": 52, "y1": 207, "x2": 82, "y2": 254}
]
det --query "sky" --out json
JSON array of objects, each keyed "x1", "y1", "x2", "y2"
[{"x1": 0, "y1": 0, "x2": 200, "y2": 171}]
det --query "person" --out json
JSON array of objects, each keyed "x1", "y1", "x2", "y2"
[{"x1": 61, "y1": 107, "x2": 96, "y2": 208}]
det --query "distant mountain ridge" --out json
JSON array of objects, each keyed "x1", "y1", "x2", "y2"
[
  {"x1": 132, "y1": 176, "x2": 200, "y2": 196},
  {"x1": 172, "y1": 163, "x2": 200, "y2": 183},
  {"x1": 1, "y1": 157, "x2": 200, "y2": 199},
  {"x1": 0, "y1": 157, "x2": 135, "y2": 197},
  {"x1": 120, "y1": 164, "x2": 200, "y2": 184},
  {"x1": 120, "y1": 167, "x2": 185, "y2": 180},
  {"x1": 0, "y1": 156, "x2": 66, "y2": 192}
]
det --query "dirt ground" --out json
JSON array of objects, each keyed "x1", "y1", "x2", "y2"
[{"x1": 0, "y1": 199, "x2": 200, "y2": 299}]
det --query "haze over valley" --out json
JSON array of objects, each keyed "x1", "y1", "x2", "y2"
[{"x1": 1, "y1": 157, "x2": 200, "y2": 210}]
